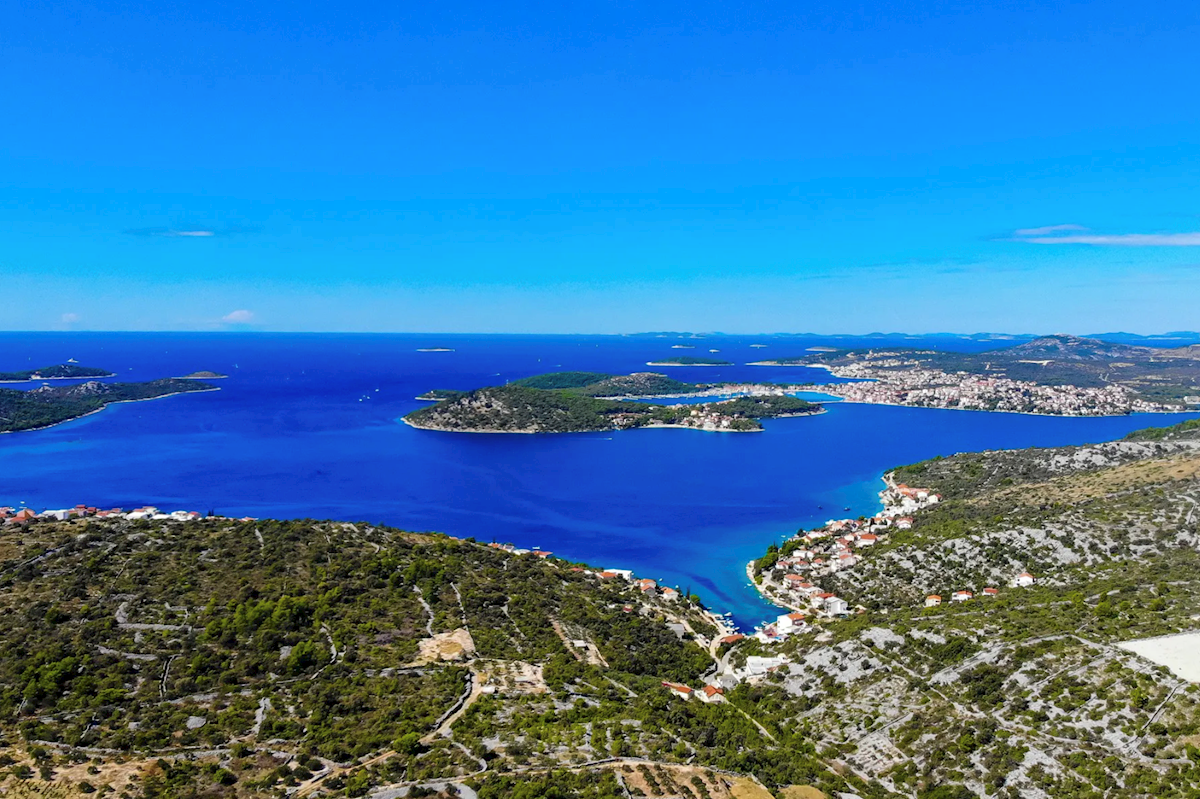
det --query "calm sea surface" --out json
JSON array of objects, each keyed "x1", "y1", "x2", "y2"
[{"x1": 1, "y1": 332, "x2": 1194, "y2": 629}]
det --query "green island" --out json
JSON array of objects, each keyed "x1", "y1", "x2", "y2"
[
  {"x1": 405, "y1": 372, "x2": 819, "y2": 433},
  {"x1": 179, "y1": 371, "x2": 229, "y2": 380},
  {"x1": 0, "y1": 515, "x2": 878, "y2": 799},
  {"x1": 0, "y1": 363, "x2": 114, "y2": 382},
  {"x1": 739, "y1": 417, "x2": 1200, "y2": 798},
  {"x1": 0, "y1": 378, "x2": 218, "y2": 433},
  {"x1": 645, "y1": 357, "x2": 734, "y2": 366}
]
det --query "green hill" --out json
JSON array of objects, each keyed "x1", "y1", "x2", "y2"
[{"x1": 0, "y1": 516, "x2": 868, "y2": 798}]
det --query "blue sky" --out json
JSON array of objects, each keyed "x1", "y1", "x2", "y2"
[{"x1": 3, "y1": 0, "x2": 1199, "y2": 334}]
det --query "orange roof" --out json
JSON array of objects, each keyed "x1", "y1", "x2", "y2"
[
  {"x1": 718, "y1": 634, "x2": 744, "y2": 644},
  {"x1": 702, "y1": 685, "x2": 724, "y2": 697},
  {"x1": 662, "y1": 682, "x2": 693, "y2": 693},
  {"x1": 926, "y1": 595, "x2": 941, "y2": 600}
]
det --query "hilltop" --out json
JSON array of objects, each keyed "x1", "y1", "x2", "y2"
[{"x1": 0, "y1": 514, "x2": 878, "y2": 799}]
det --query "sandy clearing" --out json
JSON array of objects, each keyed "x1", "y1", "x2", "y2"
[{"x1": 1118, "y1": 631, "x2": 1200, "y2": 682}]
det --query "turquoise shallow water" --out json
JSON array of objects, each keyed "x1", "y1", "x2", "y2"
[{"x1": 1, "y1": 332, "x2": 1194, "y2": 629}]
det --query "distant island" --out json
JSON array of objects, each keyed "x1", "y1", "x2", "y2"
[
  {"x1": 645, "y1": 356, "x2": 733, "y2": 366},
  {"x1": 416, "y1": 347, "x2": 455, "y2": 352},
  {"x1": 750, "y1": 334, "x2": 1200, "y2": 415},
  {"x1": 178, "y1": 370, "x2": 228, "y2": 379},
  {"x1": 0, "y1": 363, "x2": 114, "y2": 382},
  {"x1": 405, "y1": 371, "x2": 820, "y2": 433},
  {"x1": 0, "y1": 378, "x2": 218, "y2": 433}
]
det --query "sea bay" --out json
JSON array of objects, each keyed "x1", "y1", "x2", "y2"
[{"x1": 1, "y1": 331, "x2": 1194, "y2": 630}]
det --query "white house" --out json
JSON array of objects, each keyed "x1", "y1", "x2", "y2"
[
  {"x1": 776, "y1": 612, "x2": 807, "y2": 633},
  {"x1": 952, "y1": 590, "x2": 973, "y2": 603},
  {"x1": 698, "y1": 685, "x2": 726, "y2": 704},
  {"x1": 925, "y1": 595, "x2": 942, "y2": 607},
  {"x1": 1015, "y1": 573, "x2": 1036, "y2": 587}
]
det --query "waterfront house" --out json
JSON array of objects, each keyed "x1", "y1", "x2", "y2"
[
  {"x1": 661, "y1": 587, "x2": 680, "y2": 601},
  {"x1": 856, "y1": 533, "x2": 879, "y2": 546},
  {"x1": 776, "y1": 612, "x2": 807, "y2": 632}
]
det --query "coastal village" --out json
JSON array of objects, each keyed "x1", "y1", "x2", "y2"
[{"x1": 749, "y1": 477, "x2": 1036, "y2": 645}]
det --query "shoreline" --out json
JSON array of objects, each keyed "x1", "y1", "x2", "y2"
[
  {"x1": 402, "y1": 417, "x2": 771, "y2": 434},
  {"x1": 0, "y1": 387, "x2": 221, "y2": 436}
]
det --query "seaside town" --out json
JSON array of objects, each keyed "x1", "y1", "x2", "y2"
[
  {"x1": 806, "y1": 360, "x2": 1170, "y2": 415},
  {"x1": 749, "y1": 478, "x2": 1037, "y2": 645}
]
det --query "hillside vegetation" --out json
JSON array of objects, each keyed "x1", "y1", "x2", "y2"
[{"x1": 0, "y1": 517, "x2": 875, "y2": 798}]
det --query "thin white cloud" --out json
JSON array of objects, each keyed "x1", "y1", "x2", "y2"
[
  {"x1": 125, "y1": 227, "x2": 218, "y2": 237},
  {"x1": 1013, "y1": 224, "x2": 1088, "y2": 236},
  {"x1": 61, "y1": 312, "x2": 81, "y2": 324},
  {"x1": 221, "y1": 309, "x2": 255, "y2": 324},
  {"x1": 1022, "y1": 232, "x2": 1200, "y2": 246},
  {"x1": 1012, "y1": 226, "x2": 1200, "y2": 246}
]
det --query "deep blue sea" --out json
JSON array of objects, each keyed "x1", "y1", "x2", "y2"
[{"x1": 2, "y1": 332, "x2": 1195, "y2": 630}]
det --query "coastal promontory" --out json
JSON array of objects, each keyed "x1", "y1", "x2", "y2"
[
  {"x1": 405, "y1": 372, "x2": 820, "y2": 433},
  {"x1": 0, "y1": 377, "x2": 218, "y2": 433}
]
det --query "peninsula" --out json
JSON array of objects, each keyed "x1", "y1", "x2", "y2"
[
  {"x1": 0, "y1": 377, "x2": 218, "y2": 433},
  {"x1": 405, "y1": 371, "x2": 819, "y2": 433},
  {"x1": 734, "y1": 417, "x2": 1200, "y2": 797},
  {"x1": 753, "y1": 334, "x2": 1200, "y2": 415},
  {"x1": 0, "y1": 363, "x2": 113, "y2": 382}
]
